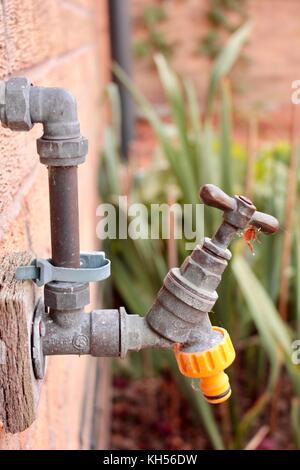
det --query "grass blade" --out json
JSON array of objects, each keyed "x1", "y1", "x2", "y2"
[
  {"x1": 206, "y1": 22, "x2": 251, "y2": 116},
  {"x1": 220, "y1": 80, "x2": 233, "y2": 195}
]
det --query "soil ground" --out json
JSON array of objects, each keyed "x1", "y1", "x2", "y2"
[{"x1": 110, "y1": 371, "x2": 294, "y2": 450}]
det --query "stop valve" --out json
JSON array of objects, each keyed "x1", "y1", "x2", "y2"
[{"x1": 146, "y1": 184, "x2": 279, "y2": 404}]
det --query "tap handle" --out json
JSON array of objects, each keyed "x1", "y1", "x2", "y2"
[
  {"x1": 250, "y1": 211, "x2": 279, "y2": 234},
  {"x1": 200, "y1": 184, "x2": 279, "y2": 235},
  {"x1": 200, "y1": 184, "x2": 235, "y2": 211}
]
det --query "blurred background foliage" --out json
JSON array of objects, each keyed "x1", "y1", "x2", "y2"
[
  {"x1": 197, "y1": 0, "x2": 248, "y2": 60},
  {"x1": 133, "y1": 4, "x2": 174, "y2": 60},
  {"x1": 99, "y1": 23, "x2": 300, "y2": 449}
]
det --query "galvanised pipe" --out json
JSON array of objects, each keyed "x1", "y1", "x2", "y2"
[
  {"x1": 42, "y1": 308, "x2": 172, "y2": 357},
  {"x1": 30, "y1": 84, "x2": 83, "y2": 269},
  {"x1": 0, "y1": 77, "x2": 86, "y2": 269},
  {"x1": 48, "y1": 166, "x2": 80, "y2": 268}
]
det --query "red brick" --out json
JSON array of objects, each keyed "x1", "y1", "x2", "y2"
[
  {"x1": 0, "y1": 0, "x2": 110, "y2": 450},
  {"x1": 132, "y1": 0, "x2": 300, "y2": 123},
  {"x1": 0, "y1": 0, "x2": 97, "y2": 77}
]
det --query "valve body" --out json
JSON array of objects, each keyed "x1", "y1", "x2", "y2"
[{"x1": 146, "y1": 185, "x2": 278, "y2": 403}]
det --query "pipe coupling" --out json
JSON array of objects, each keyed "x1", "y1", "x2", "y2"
[
  {"x1": 37, "y1": 136, "x2": 88, "y2": 166},
  {"x1": 0, "y1": 77, "x2": 33, "y2": 131},
  {"x1": 44, "y1": 282, "x2": 90, "y2": 311}
]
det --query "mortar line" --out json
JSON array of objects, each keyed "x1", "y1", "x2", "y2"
[
  {"x1": 5, "y1": 43, "x2": 97, "y2": 82},
  {"x1": 1, "y1": 0, "x2": 12, "y2": 75},
  {"x1": 60, "y1": 0, "x2": 94, "y2": 19},
  {"x1": 0, "y1": 163, "x2": 40, "y2": 241}
]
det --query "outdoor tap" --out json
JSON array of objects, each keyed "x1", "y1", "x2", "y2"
[
  {"x1": 146, "y1": 184, "x2": 279, "y2": 403},
  {"x1": 1, "y1": 77, "x2": 279, "y2": 406}
]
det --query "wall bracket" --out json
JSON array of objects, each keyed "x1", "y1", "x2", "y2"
[{"x1": 16, "y1": 252, "x2": 111, "y2": 286}]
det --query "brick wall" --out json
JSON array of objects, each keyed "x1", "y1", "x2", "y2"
[
  {"x1": 132, "y1": 0, "x2": 300, "y2": 131},
  {"x1": 0, "y1": 0, "x2": 111, "y2": 449}
]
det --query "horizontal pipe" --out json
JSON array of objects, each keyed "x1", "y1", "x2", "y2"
[
  {"x1": 43, "y1": 311, "x2": 90, "y2": 356},
  {"x1": 42, "y1": 308, "x2": 173, "y2": 357},
  {"x1": 120, "y1": 309, "x2": 173, "y2": 357}
]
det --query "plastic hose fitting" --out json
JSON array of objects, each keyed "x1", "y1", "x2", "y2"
[{"x1": 174, "y1": 327, "x2": 235, "y2": 404}]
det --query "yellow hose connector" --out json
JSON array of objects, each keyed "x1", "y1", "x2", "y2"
[{"x1": 174, "y1": 327, "x2": 235, "y2": 404}]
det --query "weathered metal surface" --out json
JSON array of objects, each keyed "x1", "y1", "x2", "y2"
[
  {"x1": 119, "y1": 308, "x2": 172, "y2": 357},
  {"x1": 0, "y1": 78, "x2": 88, "y2": 166},
  {"x1": 37, "y1": 136, "x2": 88, "y2": 167},
  {"x1": 146, "y1": 184, "x2": 279, "y2": 353},
  {"x1": 42, "y1": 309, "x2": 91, "y2": 356},
  {"x1": 42, "y1": 307, "x2": 172, "y2": 358},
  {"x1": 0, "y1": 77, "x2": 33, "y2": 131},
  {"x1": 48, "y1": 166, "x2": 80, "y2": 268},
  {"x1": 44, "y1": 282, "x2": 90, "y2": 311},
  {"x1": 250, "y1": 210, "x2": 279, "y2": 234},
  {"x1": 90, "y1": 309, "x2": 120, "y2": 357},
  {"x1": 29, "y1": 85, "x2": 80, "y2": 139}
]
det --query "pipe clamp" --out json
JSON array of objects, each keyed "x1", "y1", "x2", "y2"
[{"x1": 16, "y1": 251, "x2": 111, "y2": 286}]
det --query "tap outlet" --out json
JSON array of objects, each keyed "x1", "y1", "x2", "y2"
[{"x1": 174, "y1": 327, "x2": 235, "y2": 404}]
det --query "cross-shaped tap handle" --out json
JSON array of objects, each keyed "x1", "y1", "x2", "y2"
[{"x1": 200, "y1": 184, "x2": 279, "y2": 235}]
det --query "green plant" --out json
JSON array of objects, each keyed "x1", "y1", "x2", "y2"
[
  {"x1": 143, "y1": 5, "x2": 167, "y2": 25},
  {"x1": 198, "y1": 0, "x2": 249, "y2": 60},
  {"x1": 99, "y1": 26, "x2": 300, "y2": 449},
  {"x1": 133, "y1": 4, "x2": 173, "y2": 60},
  {"x1": 198, "y1": 30, "x2": 222, "y2": 59}
]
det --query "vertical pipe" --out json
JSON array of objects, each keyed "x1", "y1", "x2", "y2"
[
  {"x1": 48, "y1": 166, "x2": 80, "y2": 268},
  {"x1": 109, "y1": 0, "x2": 135, "y2": 158}
]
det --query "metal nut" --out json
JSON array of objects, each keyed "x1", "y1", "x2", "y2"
[
  {"x1": 181, "y1": 257, "x2": 221, "y2": 291},
  {"x1": 44, "y1": 282, "x2": 90, "y2": 310},
  {"x1": 5, "y1": 77, "x2": 33, "y2": 131},
  {"x1": 37, "y1": 136, "x2": 88, "y2": 166}
]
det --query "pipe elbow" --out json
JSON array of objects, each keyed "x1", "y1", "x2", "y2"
[
  {"x1": 0, "y1": 77, "x2": 88, "y2": 166},
  {"x1": 30, "y1": 86, "x2": 80, "y2": 139}
]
